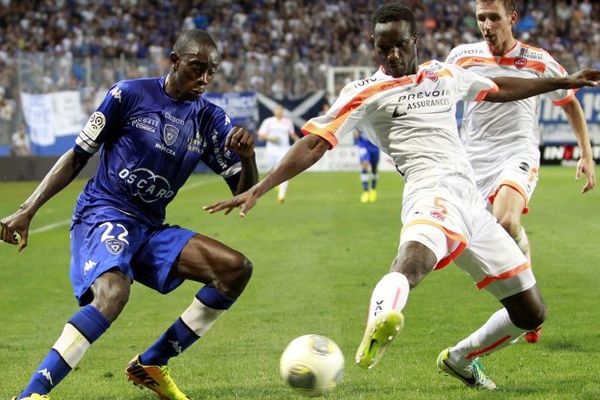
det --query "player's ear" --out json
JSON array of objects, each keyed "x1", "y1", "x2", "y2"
[
  {"x1": 510, "y1": 11, "x2": 518, "y2": 25},
  {"x1": 170, "y1": 52, "x2": 180, "y2": 70},
  {"x1": 412, "y1": 32, "x2": 419, "y2": 45}
]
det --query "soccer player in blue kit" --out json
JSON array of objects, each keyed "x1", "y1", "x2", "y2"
[
  {"x1": 355, "y1": 129, "x2": 380, "y2": 203},
  {"x1": 0, "y1": 30, "x2": 258, "y2": 400}
]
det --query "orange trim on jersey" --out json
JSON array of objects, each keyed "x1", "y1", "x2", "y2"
[
  {"x1": 552, "y1": 91, "x2": 576, "y2": 106},
  {"x1": 454, "y1": 56, "x2": 497, "y2": 68},
  {"x1": 476, "y1": 262, "x2": 530, "y2": 289},
  {"x1": 474, "y1": 82, "x2": 499, "y2": 102},
  {"x1": 465, "y1": 335, "x2": 512, "y2": 360},
  {"x1": 302, "y1": 77, "x2": 413, "y2": 147},
  {"x1": 488, "y1": 180, "x2": 530, "y2": 214},
  {"x1": 301, "y1": 121, "x2": 339, "y2": 147},
  {"x1": 401, "y1": 219, "x2": 467, "y2": 270},
  {"x1": 498, "y1": 57, "x2": 546, "y2": 73}
]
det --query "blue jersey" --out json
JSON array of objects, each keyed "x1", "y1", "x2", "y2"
[
  {"x1": 356, "y1": 131, "x2": 378, "y2": 152},
  {"x1": 73, "y1": 77, "x2": 241, "y2": 227}
]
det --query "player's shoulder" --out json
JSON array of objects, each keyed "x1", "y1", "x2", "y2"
[
  {"x1": 518, "y1": 41, "x2": 555, "y2": 61},
  {"x1": 199, "y1": 96, "x2": 227, "y2": 118},
  {"x1": 447, "y1": 42, "x2": 488, "y2": 60},
  {"x1": 340, "y1": 68, "x2": 386, "y2": 96}
]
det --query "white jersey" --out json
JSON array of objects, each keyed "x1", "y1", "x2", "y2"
[
  {"x1": 258, "y1": 116, "x2": 295, "y2": 156},
  {"x1": 302, "y1": 60, "x2": 498, "y2": 194},
  {"x1": 446, "y1": 41, "x2": 574, "y2": 180}
]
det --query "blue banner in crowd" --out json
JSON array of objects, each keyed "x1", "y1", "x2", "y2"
[
  {"x1": 203, "y1": 91, "x2": 259, "y2": 133},
  {"x1": 14, "y1": 88, "x2": 600, "y2": 157}
]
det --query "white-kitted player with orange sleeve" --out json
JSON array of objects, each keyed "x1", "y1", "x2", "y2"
[
  {"x1": 205, "y1": 3, "x2": 600, "y2": 391},
  {"x1": 447, "y1": 0, "x2": 596, "y2": 344}
]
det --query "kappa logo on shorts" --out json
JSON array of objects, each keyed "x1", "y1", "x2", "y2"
[{"x1": 105, "y1": 238, "x2": 125, "y2": 255}]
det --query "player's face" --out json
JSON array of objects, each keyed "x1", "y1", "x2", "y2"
[
  {"x1": 171, "y1": 45, "x2": 219, "y2": 101},
  {"x1": 372, "y1": 20, "x2": 417, "y2": 78},
  {"x1": 476, "y1": 0, "x2": 517, "y2": 55}
]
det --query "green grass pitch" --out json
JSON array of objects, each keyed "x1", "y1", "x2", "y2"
[{"x1": 1, "y1": 167, "x2": 599, "y2": 399}]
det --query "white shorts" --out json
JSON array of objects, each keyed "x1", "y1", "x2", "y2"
[
  {"x1": 475, "y1": 153, "x2": 539, "y2": 213},
  {"x1": 400, "y1": 177, "x2": 535, "y2": 300}
]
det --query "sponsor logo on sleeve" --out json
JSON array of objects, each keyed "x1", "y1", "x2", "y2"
[
  {"x1": 110, "y1": 87, "x2": 122, "y2": 103},
  {"x1": 82, "y1": 111, "x2": 106, "y2": 140}
]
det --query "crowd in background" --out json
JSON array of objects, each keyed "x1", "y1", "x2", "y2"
[{"x1": 0, "y1": 0, "x2": 599, "y2": 144}]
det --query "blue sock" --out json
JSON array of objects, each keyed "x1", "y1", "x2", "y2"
[
  {"x1": 140, "y1": 286, "x2": 235, "y2": 366},
  {"x1": 140, "y1": 318, "x2": 199, "y2": 366},
  {"x1": 361, "y1": 169, "x2": 369, "y2": 191},
  {"x1": 20, "y1": 305, "x2": 109, "y2": 398}
]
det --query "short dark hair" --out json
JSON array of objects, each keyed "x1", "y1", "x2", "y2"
[
  {"x1": 371, "y1": 3, "x2": 417, "y2": 34},
  {"x1": 173, "y1": 29, "x2": 216, "y2": 54},
  {"x1": 476, "y1": 0, "x2": 516, "y2": 13}
]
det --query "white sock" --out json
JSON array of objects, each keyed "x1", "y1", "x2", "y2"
[
  {"x1": 449, "y1": 308, "x2": 526, "y2": 370},
  {"x1": 367, "y1": 272, "x2": 410, "y2": 325},
  {"x1": 180, "y1": 297, "x2": 225, "y2": 337}
]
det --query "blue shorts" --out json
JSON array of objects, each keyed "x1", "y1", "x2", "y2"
[
  {"x1": 70, "y1": 207, "x2": 196, "y2": 305},
  {"x1": 358, "y1": 142, "x2": 380, "y2": 166}
]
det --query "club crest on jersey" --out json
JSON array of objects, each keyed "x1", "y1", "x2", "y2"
[
  {"x1": 424, "y1": 70, "x2": 439, "y2": 82},
  {"x1": 514, "y1": 57, "x2": 527, "y2": 69},
  {"x1": 163, "y1": 124, "x2": 179, "y2": 146},
  {"x1": 105, "y1": 239, "x2": 125, "y2": 255}
]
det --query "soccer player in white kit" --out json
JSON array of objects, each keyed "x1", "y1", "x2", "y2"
[
  {"x1": 205, "y1": 3, "x2": 600, "y2": 390},
  {"x1": 258, "y1": 105, "x2": 298, "y2": 203},
  {"x1": 446, "y1": 0, "x2": 596, "y2": 343}
]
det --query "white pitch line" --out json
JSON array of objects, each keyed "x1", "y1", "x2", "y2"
[{"x1": 28, "y1": 178, "x2": 215, "y2": 235}]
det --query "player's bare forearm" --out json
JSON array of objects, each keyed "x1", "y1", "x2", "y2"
[
  {"x1": 19, "y1": 149, "x2": 89, "y2": 217},
  {"x1": 562, "y1": 100, "x2": 593, "y2": 159},
  {"x1": 203, "y1": 134, "x2": 328, "y2": 216},
  {"x1": 1, "y1": 149, "x2": 88, "y2": 250},
  {"x1": 487, "y1": 69, "x2": 600, "y2": 103},
  {"x1": 257, "y1": 134, "x2": 328, "y2": 197},
  {"x1": 234, "y1": 153, "x2": 259, "y2": 195}
]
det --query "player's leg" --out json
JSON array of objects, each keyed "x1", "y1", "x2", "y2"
[
  {"x1": 492, "y1": 184, "x2": 529, "y2": 257},
  {"x1": 368, "y1": 146, "x2": 380, "y2": 202},
  {"x1": 127, "y1": 230, "x2": 252, "y2": 399},
  {"x1": 356, "y1": 224, "x2": 449, "y2": 369},
  {"x1": 358, "y1": 146, "x2": 371, "y2": 203},
  {"x1": 278, "y1": 180, "x2": 288, "y2": 203},
  {"x1": 438, "y1": 211, "x2": 543, "y2": 389},
  {"x1": 12, "y1": 210, "x2": 138, "y2": 399}
]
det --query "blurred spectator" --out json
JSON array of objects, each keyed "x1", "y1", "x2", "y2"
[
  {"x1": 10, "y1": 124, "x2": 31, "y2": 157},
  {"x1": 0, "y1": 0, "x2": 598, "y2": 99}
]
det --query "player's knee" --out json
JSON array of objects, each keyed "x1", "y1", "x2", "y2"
[
  {"x1": 392, "y1": 242, "x2": 437, "y2": 288},
  {"x1": 510, "y1": 303, "x2": 547, "y2": 331},
  {"x1": 497, "y1": 214, "x2": 521, "y2": 238},
  {"x1": 220, "y1": 253, "x2": 253, "y2": 298},
  {"x1": 91, "y1": 271, "x2": 130, "y2": 322}
]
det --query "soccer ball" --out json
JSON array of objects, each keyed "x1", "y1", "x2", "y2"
[{"x1": 279, "y1": 334, "x2": 345, "y2": 396}]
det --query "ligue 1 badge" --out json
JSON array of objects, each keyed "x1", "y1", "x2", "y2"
[
  {"x1": 163, "y1": 124, "x2": 179, "y2": 146},
  {"x1": 514, "y1": 56, "x2": 527, "y2": 69}
]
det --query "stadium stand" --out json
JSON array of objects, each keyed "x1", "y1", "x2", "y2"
[{"x1": 0, "y1": 0, "x2": 598, "y2": 145}]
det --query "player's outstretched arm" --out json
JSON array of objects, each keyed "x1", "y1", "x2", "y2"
[
  {"x1": 561, "y1": 99, "x2": 596, "y2": 193},
  {"x1": 0, "y1": 149, "x2": 90, "y2": 251},
  {"x1": 205, "y1": 134, "x2": 329, "y2": 217},
  {"x1": 486, "y1": 69, "x2": 600, "y2": 102}
]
